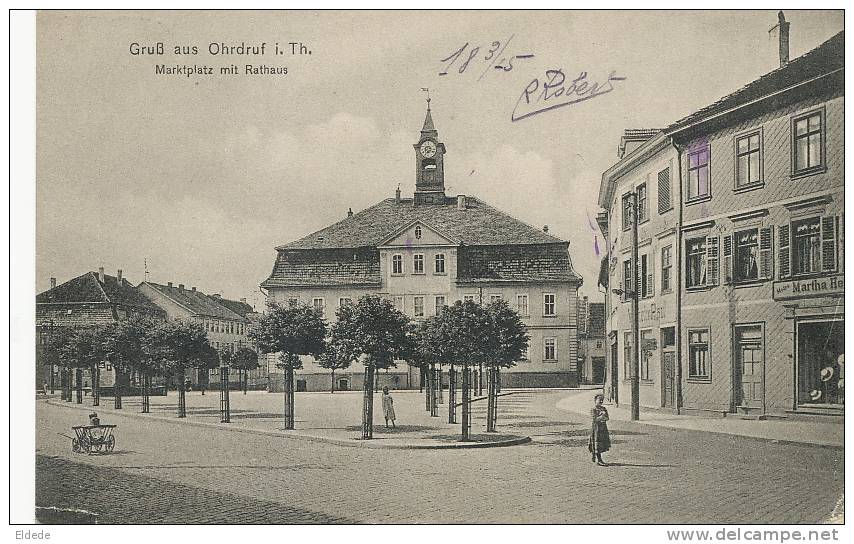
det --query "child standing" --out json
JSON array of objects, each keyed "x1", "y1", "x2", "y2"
[
  {"x1": 588, "y1": 393, "x2": 610, "y2": 466},
  {"x1": 382, "y1": 386, "x2": 396, "y2": 428}
]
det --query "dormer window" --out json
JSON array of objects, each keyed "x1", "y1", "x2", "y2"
[{"x1": 414, "y1": 226, "x2": 422, "y2": 239}]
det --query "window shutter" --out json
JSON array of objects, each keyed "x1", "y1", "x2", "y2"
[
  {"x1": 636, "y1": 258, "x2": 643, "y2": 298},
  {"x1": 657, "y1": 168, "x2": 671, "y2": 213},
  {"x1": 778, "y1": 225, "x2": 791, "y2": 279},
  {"x1": 722, "y1": 234, "x2": 733, "y2": 284},
  {"x1": 821, "y1": 216, "x2": 838, "y2": 272},
  {"x1": 648, "y1": 251, "x2": 655, "y2": 297},
  {"x1": 759, "y1": 227, "x2": 773, "y2": 280},
  {"x1": 706, "y1": 236, "x2": 719, "y2": 286}
]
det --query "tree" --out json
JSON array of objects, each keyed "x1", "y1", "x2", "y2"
[
  {"x1": 41, "y1": 326, "x2": 72, "y2": 399},
  {"x1": 231, "y1": 346, "x2": 260, "y2": 394},
  {"x1": 483, "y1": 299, "x2": 529, "y2": 432},
  {"x1": 147, "y1": 319, "x2": 218, "y2": 417},
  {"x1": 60, "y1": 326, "x2": 107, "y2": 405},
  {"x1": 422, "y1": 300, "x2": 492, "y2": 441},
  {"x1": 249, "y1": 302, "x2": 326, "y2": 430},
  {"x1": 103, "y1": 316, "x2": 150, "y2": 410},
  {"x1": 329, "y1": 295, "x2": 412, "y2": 439},
  {"x1": 317, "y1": 336, "x2": 354, "y2": 393}
]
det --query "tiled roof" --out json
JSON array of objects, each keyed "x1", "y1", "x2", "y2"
[
  {"x1": 278, "y1": 196, "x2": 565, "y2": 250},
  {"x1": 36, "y1": 271, "x2": 163, "y2": 315},
  {"x1": 666, "y1": 31, "x2": 843, "y2": 134},
  {"x1": 210, "y1": 296, "x2": 255, "y2": 317},
  {"x1": 142, "y1": 282, "x2": 248, "y2": 321},
  {"x1": 623, "y1": 128, "x2": 660, "y2": 140},
  {"x1": 262, "y1": 248, "x2": 381, "y2": 288},
  {"x1": 457, "y1": 244, "x2": 579, "y2": 283}
]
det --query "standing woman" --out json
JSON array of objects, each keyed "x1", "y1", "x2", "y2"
[
  {"x1": 382, "y1": 386, "x2": 396, "y2": 428},
  {"x1": 588, "y1": 393, "x2": 610, "y2": 466}
]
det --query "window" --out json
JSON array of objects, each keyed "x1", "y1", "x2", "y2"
[
  {"x1": 688, "y1": 329, "x2": 710, "y2": 380},
  {"x1": 735, "y1": 131, "x2": 762, "y2": 188},
  {"x1": 640, "y1": 329, "x2": 654, "y2": 381},
  {"x1": 792, "y1": 217, "x2": 822, "y2": 276},
  {"x1": 312, "y1": 297, "x2": 325, "y2": 316},
  {"x1": 686, "y1": 236, "x2": 719, "y2": 288},
  {"x1": 622, "y1": 193, "x2": 632, "y2": 231},
  {"x1": 490, "y1": 294, "x2": 502, "y2": 303},
  {"x1": 595, "y1": 341, "x2": 603, "y2": 349},
  {"x1": 543, "y1": 294, "x2": 556, "y2": 316},
  {"x1": 661, "y1": 245, "x2": 672, "y2": 293},
  {"x1": 338, "y1": 297, "x2": 352, "y2": 307},
  {"x1": 414, "y1": 296, "x2": 424, "y2": 317},
  {"x1": 622, "y1": 260, "x2": 632, "y2": 301},
  {"x1": 414, "y1": 226, "x2": 422, "y2": 239},
  {"x1": 392, "y1": 254, "x2": 403, "y2": 274},
  {"x1": 792, "y1": 111, "x2": 824, "y2": 175},
  {"x1": 657, "y1": 167, "x2": 672, "y2": 213},
  {"x1": 516, "y1": 294, "x2": 529, "y2": 316},
  {"x1": 637, "y1": 183, "x2": 648, "y2": 223},
  {"x1": 733, "y1": 229, "x2": 759, "y2": 282},
  {"x1": 393, "y1": 296, "x2": 405, "y2": 312},
  {"x1": 287, "y1": 297, "x2": 299, "y2": 306},
  {"x1": 413, "y1": 254, "x2": 425, "y2": 274},
  {"x1": 544, "y1": 338, "x2": 557, "y2": 361},
  {"x1": 434, "y1": 296, "x2": 446, "y2": 314},
  {"x1": 434, "y1": 253, "x2": 446, "y2": 274},
  {"x1": 687, "y1": 147, "x2": 710, "y2": 201},
  {"x1": 623, "y1": 332, "x2": 633, "y2": 380},
  {"x1": 640, "y1": 253, "x2": 654, "y2": 299},
  {"x1": 463, "y1": 295, "x2": 475, "y2": 303}
]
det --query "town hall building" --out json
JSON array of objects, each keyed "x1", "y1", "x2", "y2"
[{"x1": 260, "y1": 102, "x2": 583, "y2": 392}]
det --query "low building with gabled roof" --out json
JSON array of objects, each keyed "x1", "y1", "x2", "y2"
[{"x1": 261, "y1": 104, "x2": 583, "y2": 392}]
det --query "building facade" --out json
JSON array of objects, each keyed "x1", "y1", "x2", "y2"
[
  {"x1": 578, "y1": 301, "x2": 606, "y2": 385},
  {"x1": 261, "y1": 104, "x2": 582, "y2": 392},
  {"x1": 137, "y1": 281, "x2": 263, "y2": 389},
  {"x1": 598, "y1": 27, "x2": 844, "y2": 417},
  {"x1": 35, "y1": 268, "x2": 165, "y2": 392}
]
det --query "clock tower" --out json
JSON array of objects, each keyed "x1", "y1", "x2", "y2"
[{"x1": 413, "y1": 99, "x2": 447, "y2": 204}]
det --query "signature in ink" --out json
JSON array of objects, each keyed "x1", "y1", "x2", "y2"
[
  {"x1": 511, "y1": 69, "x2": 626, "y2": 122},
  {"x1": 439, "y1": 35, "x2": 534, "y2": 81}
]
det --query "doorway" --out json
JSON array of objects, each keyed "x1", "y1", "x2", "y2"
[
  {"x1": 338, "y1": 378, "x2": 350, "y2": 391},
  {"x1": 660, "y1": 327, "x2": 676, "y2": 408},
  {"x1": 609, "y1": 337, "x2": 619, "y2": 404},
  {"x1": 734, "y1": 325, "x2": 764, "y2": 410},
  {"x1": 296, "y1": 379, "x2": 307, "y2": 392}
]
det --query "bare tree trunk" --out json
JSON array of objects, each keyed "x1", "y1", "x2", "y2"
[
  {"x1": 141, "y1": 372, "x2": 150, "y2": 413},
  {"x1": 283, "y1": 364, "x2": 295, "y2": 429},
  {"x1": 429, "y1": 364, "x2": 438, "y2": 417},
  {"x1": 91, "y1": 365, "x2": 100, "y2": 406},
  {"x1": 487, "y1": 366, "x2": 496, "y2": 432},
  {"x1": 177, "y1": 369, "x2": 186, "y2": 418},
  {"x1": 75, "y1": 368, "x2": 83, "y2": 404},
  {"x1": 461, "y1": 365, "x2": 470, "y2": 441},
  {"x1": 361, "y1": 365, "x2": 374, "y2": 439},
  {"x1": 448, "y1": 364, "x2": 457, "y2": 423},
  {"x1": 436, "y1": 366, "x2": 443, "y2": 404},
  {"x1": 331, "y1": 369, "x2": 335, "y2": 393},
  {"x1": 244, "y1": 369, "x2": 249, "y2": 394},
  {"x1": 114, "y1": 368, "x2": 123, "y2": 410}
]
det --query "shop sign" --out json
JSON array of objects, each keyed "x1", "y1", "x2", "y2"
[
  {"x1": 773, "y1": 275, "x2": 844, "y2": 301},
  {"x1": 627, "y1": 301, "x2": 666, "y2": 325}
]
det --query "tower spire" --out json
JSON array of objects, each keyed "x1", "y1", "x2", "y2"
[{"x1": 420, "y1": 88, "x2": 436, "y2": 135}]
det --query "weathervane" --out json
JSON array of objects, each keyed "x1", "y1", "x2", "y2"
[{"x1": 420, "y1": 87, "x2": 431, "y2": 108}]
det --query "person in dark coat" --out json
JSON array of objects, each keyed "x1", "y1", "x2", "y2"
[{"x1": 588, "y1": 393, "x2": 610, "y2": 466}]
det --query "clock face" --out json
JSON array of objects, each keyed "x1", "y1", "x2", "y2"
[{"x1": 420, "y1": 140, "x2": 437, "y2": 158}]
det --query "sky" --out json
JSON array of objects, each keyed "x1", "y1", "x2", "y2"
[{"x1": 35, "y1": 10, "x2": 843, "y2": 309}]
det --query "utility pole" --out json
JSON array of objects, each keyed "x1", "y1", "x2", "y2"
[{"x1": 630, "y1": 192, "x2": 641, "y2": 421}]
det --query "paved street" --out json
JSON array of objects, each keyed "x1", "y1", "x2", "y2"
[{"x1": 36, "y1": 389, "x2": 843, "y2": 524}]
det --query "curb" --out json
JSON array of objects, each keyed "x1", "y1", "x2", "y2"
[
  {"x1": 43, "y1": 399, "x2": 531, "y2": 450},
  {"x1": 555, "y1": 399, "x2": 843, "y2": 451}
]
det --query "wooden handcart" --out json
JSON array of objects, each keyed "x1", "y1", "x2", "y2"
[{"x1": 70, "y1": 425, "x2": 117, "y2": 454}]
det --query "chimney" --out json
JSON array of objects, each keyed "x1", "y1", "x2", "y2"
[
  {"x1": 191, "y1": 286, "x2": 196, "y2": 292},
  {"x1": 769, "y1": 11, "x2": 790, "y2": 67},
  {"x1": 395, "y1": 185, "x2": 401, "y2": 204},
  {"x1": 240, "y1": 298, "x2": 247, "y2": 303},
  {"x1": 543, "y1": 225, "x2": 549, "y2": 233},
  {"x1": 457, "y1": 194, "x2": 466, "y2": 210},
  {"x1": 116, "y1": 269, "x2": 123, "y2": 284},
  {"x1": 50, "y1": 277, "x2": 56, "y2": 289},
  {"x1": 178, "y1": 284, "x2": 185, "y2": 291},
  {"x1": 167, "y1": 282, "x2": 173, "y2": 288},
  {"x1": 347, "y1": 208, "x2": 353, "y2": 217},
  {"x1": 98, "y1": 267, "x2": 105, "y2": 283}
]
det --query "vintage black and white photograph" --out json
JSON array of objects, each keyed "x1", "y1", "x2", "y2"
[{"x1": 10, "y1": 7, "x2": 847, "y2": 529}]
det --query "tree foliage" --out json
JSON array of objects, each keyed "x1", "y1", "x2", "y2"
[
  {"x1": 483, "y1": 299, "x2": 530, "y2": 369},
  {"x1": 60, "y1": 326, "x2": 108, "y2": 370},
  {"x1": 229, "y1": 346, "x2": 260, "y2": 371},
  {"x1": 248, "y1": 302, "x2": 326, "y2": 361},
  {"x1": 147, "y1": 319, "x2": 219, "y2": 376},
  {"x1": 328, "y1": 295, "x2": 412, "y2": 369}
]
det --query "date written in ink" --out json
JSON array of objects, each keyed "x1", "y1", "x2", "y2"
[{"x1": 438, "y1": 35, "x2": 534, "y2": 81}]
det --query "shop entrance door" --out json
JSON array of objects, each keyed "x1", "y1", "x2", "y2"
[
  {"x1": 660, "y1": 327, "x2": 676, "y2": 408},
  {"x1": 609, "y1": 339, "x2": 619, "y2": 404},
  {"x1": 735, "y1": 325, "x2": 764, "y2": 410}
]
